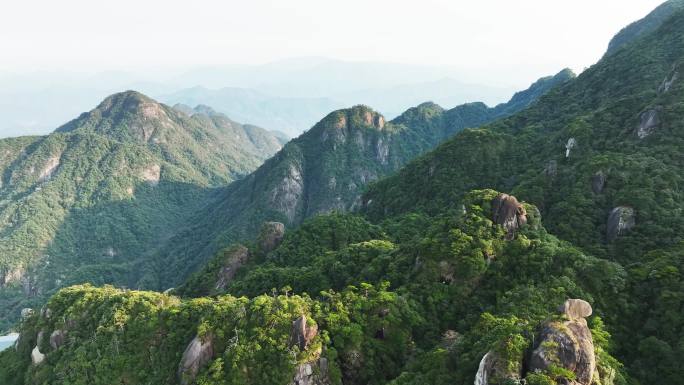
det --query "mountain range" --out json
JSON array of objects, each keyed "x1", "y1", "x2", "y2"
[
  {"x1": 0, "y1": 60, "x2": 516, "y2": 139},
  {"x1": 0, "y1": 66, "x2": 570, "y2": 332},
  {"x1": 1, "y1": 2, "x2": 684, "y2": 385}
]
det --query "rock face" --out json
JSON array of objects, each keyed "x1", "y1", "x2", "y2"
[
  {"x1": 257, "y1": 222, "x2": 286, "y2": 253},
  {"x1": 591, "y1": 171, "x2": 606, "y2": 194},
  {"x1": 215, "y1": 245, "x2": 250, "y2": 291},
  {"x1": 271, "y1": 161, "x2": 305, "y2": 223},
  {"x1": 141, "y1": 164, "x2": 161, "y2": 185},
  {"x1": 637, "y1": 108, "x2": 661, "y2": 138},
  {"x1": 31, "y1": 331, "x2": 45, "y2": 365},
  {"x1": 529, "y1": 299, "x2": 596, "y2": 385},
  {"x1": 50, "y1": 329, "x2": 67, "y2": 349},
  {"x1": 291, "y1": 315, "x2": 318, "y2": 351},
  {"x1": 474, "y1": 350, "x2": 521, "y2": 385},
  {"x1": 178, "y1": 335, "x2": 214, "y2": 385},
  {"x1": 38, "y1": 155, "x2": 61, "y2": 182},
  {"x1": 20, "y1": 308, "x2": 34, "y2": 319},
  {"x1": 607, "y1": 206, "x2": 636, "y2": 242},
  {"x1": 658, "y1": 68, "x2": 678, "y2": 93},
  {"x1": 491, "y1": 193, "x2": 528, "y2": 240},
  {"x1": 291, "y1": 358, "x2": 329, "y2": 385},
  {"x1": 565, "y1": 138, "x2": 577, "y2": 158}
]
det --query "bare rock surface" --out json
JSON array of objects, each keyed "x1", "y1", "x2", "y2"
[
  {"x1": 215, "y1": 245, "x2": 250, "y2": 291},
  {"x1": 530, "y1": 300, "x2": 596, "y2": 385},
  {"x1": 291, "y1": 315, "x2": 318, "y2": 351},
  {"x1": 607, "y1": 206, "x2": 636, "y2": 242},
  {"x1": 491, "y1": 193, "x2": 528, "y2": 240},
  {"x1": 178, "y1": 334, "x2": 214, "y2": 385},
  {"x1": 637, "y1": 108, "x2": 661, "y2": 138},
  {"x1": 257, "y1": 222, "x2": 285, "y2": 253},
  {"x1": 559, "y1": 298, "x2": 593, "y2": 320},
  {"x1": 50, "y1": 329, "x2": 67, "y2": 349}
]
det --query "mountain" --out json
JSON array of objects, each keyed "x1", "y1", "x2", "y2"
[
  {"x1": 1, "y1": 59, "x2": 515, "y2": 139},
  {"x1": 144, "y1": 70, "x2": 572, "y2": 287},
  {"x1": 336, "y1": 78, "x2": 517, "y2": 118},
  {"x1": 0, "y1": 191, "x2": 626, "y2": 385},
  {"x1": 363, "y1": 7, "x2": 684, "y2": 384},
  {"x1": 0, "y1": 91, "x2": 283, "y2": 331},
  {"x1": 3, "y1": 3, "x2": 683, "y2": 385},
  {"x1": 604, "y1": 0, "x2": 684, "y2": 57},
  {"x1": 160, "y1": 87, "x2": 344, "y2": 138}
]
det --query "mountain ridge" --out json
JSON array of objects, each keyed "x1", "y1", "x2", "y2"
[
  {"x1": 0, "y1": 92, "x2": 284, "y2": 330},
  {"x1": 143, "y1": 70, "x2": 573, "y2": 287}
]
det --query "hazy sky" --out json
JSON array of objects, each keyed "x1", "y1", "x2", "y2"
[{"x1": 0, "y1": 0, "x2": 665, "y2": 86}]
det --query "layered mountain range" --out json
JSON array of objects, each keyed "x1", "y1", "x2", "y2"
[{"x1": 2, "y1": 2, "x2": 684, "y2": 385}]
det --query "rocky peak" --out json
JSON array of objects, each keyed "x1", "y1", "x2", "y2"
[
  {"x1": 55, "y1": 90, "x2": 175, "y2": 143},
  {"x1": 491, "y1": 193, "x2": 528, "y2": 240},
  {"x1": 317, "y1": 106, "x2": 387, "y2": 143},
  {"x1": 529, "y1": 299, "x2": 596, "y2": 385}
]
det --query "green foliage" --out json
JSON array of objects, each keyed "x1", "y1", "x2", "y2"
[
  {"x1": 0, "y1": 92, "x2": 283, "y2": 332},
  {"x1": 362, "y1": 8, "x2": 684, "y2": 384}
]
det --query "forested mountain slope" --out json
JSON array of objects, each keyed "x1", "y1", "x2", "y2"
[
  {"x1": 0, "y1": 190, "x2": 625, "y2": 385},
  {"x1": 1, "y1": 3, "x2": 681, "y2": 385},
  {"x1": 604, "y1": 0, "x2": 684, "y2": 57},
  {"x1": 364, "y1": 7, "x2": 684, "y2": 384},
  {"x1": 148, "y1": 70, "x2": 573, "y2": 286},
  {"x1": 0, "y1": 91, "x2": 283, "y2": 331}
]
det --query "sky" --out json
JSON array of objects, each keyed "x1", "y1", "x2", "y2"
[{"x1": 0, "y1": 0, "x2": 665, "y2": 87}]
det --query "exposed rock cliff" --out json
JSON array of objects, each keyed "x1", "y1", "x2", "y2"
[{"x1": 178, "y1": 334, "x2": 214, "y2": 385}]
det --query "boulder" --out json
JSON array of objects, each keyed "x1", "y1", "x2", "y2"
[
  {"x1": 591, "y1": 171, "x2": 606, "y2": 194},
  {"x1": 215, "y1": 245, "x2": 250, "y2": 291},
  {"x1": 491, "y1": 193, "x2": 528, "y2": 240},
  {"x1": 529, "y1": 300, "x2": 595, "y2": 385},
  {"x1": 559, "y1": 299, "x2": 593, "y2": 321},
  {"x1": 31, "y1": 331, "x2": 45, "y2": 365},
  {"x1": 31, "y1": 345, "x2": 45, "y2": 365},
  {"x1": 178, "y1": 334, "x2": 214, "y2": 385},
  {"x1": 636, "y1": 108, "x2": 661, "y2": 139},
  {"x1": 291, "y1": 315, "x2": 318, "y2": 351},
  {"x1": 50, "y1": 329, "x2": 67, "y2": 349},
  {"x1": 20, "y1": 308, "x2": 34, "y2": 319},
  {"x1": 257, "y1": 222, "x2": 286, "y2": 253},
  {"x1": 607, "y1": 206, "x2": 636, "y2": 242}
]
